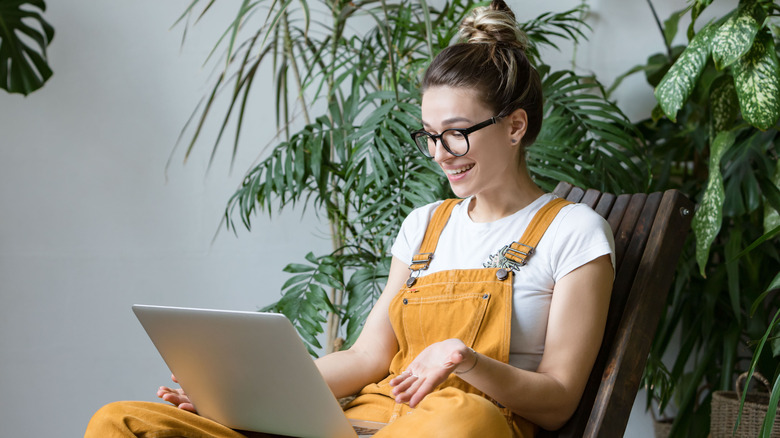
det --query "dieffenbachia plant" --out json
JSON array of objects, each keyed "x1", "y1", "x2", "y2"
[{"x1": 654, "y1": 0, "x2": 780, "y2": 276}]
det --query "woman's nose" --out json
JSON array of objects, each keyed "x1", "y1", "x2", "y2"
[{"x1": 432, "y1": 138, "x2": 455, "y2": 162}]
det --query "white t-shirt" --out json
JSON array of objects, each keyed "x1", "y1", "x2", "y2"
[{"x1": 391, "y1": 193, "x2": 615, "y2": 371}]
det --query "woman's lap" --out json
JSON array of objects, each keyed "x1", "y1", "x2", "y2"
[{"x1": 345, "y1": 387, "x2": 535, "y2": 438}]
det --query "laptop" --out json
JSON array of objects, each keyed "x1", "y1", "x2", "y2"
[{"x1": 132, "y1": 304, "x2": 385, "y2": 438}]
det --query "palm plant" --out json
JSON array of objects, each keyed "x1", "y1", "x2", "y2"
[
  {"x1": 613, "y1": 0, "x2": 780, "y2": 436},
  {"x1": 0, "y1": 0, "x2": 54, "y2": 95},
  {"x1": 174, "y1": 0, "x2": 650, "y2": 355}
]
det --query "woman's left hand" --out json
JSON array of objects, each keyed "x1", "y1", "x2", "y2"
[{"x1": 389, "y1": 338, "x2": 475, "y2": 408}]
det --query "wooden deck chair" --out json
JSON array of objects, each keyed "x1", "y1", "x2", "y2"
[{"x1": 538, "y1": 182, "x2": 695, "y2": 438}]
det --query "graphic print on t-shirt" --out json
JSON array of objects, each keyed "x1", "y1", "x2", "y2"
[{"x1": 483, "y1": 243, "x2": 525, "y2": 272}]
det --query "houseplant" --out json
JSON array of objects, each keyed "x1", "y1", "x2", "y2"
[
  {"x1": 0, "y1": 0, "x2": 54, "y2": 95},
  {"x1": 612, "y1": 0, "x2": 780, "y2": 436}
]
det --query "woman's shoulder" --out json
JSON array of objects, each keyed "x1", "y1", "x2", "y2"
[
  {"x1": 401, "y1": 199, "x2": 452, "y2": 229},
  {"x1": 557, "y1": 201, "x2": 610, "y2": 228}
]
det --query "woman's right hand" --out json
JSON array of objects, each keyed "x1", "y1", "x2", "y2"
[{"x1": 157, "y1": 374, "x2": 197, "y2": 413}]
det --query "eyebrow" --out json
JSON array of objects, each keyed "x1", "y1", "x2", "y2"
[{"x1": 421, "y1": 116, "x2": 474, "y2": 129}]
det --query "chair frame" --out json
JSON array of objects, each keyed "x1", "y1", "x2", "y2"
[{"x1": 541, "y1": 182, "x2": 695, "y2": 438}]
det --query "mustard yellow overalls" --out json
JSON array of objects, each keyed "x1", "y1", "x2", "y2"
[
  {"x1": 344, "y1": 197, "x2": 570, "y2": 438},
  {"x1": 86, "y1": 197, "x2": 570, "y2": 438}
]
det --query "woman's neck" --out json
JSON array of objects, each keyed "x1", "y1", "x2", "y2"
[{"x1": 467, "y1": 169, "x2": 545, "y2": 223}]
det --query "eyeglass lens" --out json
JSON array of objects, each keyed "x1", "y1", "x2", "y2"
[{"x1": 414, "y1": 130, "x2": 469, "y2": 158}]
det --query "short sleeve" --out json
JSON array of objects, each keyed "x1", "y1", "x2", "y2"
[
  {"x1": 390, "y1": 201, "x2": 443, "y2": 264},
  {"x1": 549, "y1": 204, "x2": 616, "y2": 282}
]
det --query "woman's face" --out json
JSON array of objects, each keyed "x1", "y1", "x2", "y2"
[{"x1": 420, "y1": 86, "x2": 524, "y2": 199}]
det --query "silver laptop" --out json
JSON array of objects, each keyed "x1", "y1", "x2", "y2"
[{"x1": 132, "y1": 305, "x2": 384, "y2": 438}]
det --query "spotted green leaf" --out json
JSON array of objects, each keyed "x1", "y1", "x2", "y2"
[
  {"x1": 655, "y1": 23, "x2": 717, "y2": 122},
  {"x1": 710, "y1": 75, "x2": 739, "y2": 135},
  {"x1": 693, "y1": 130, "x2": 738, "y2": 277},
  {"x1": 711, "y1": 0, "x2": 766, "y2": 70},
  {"x1": 733, "y1": 29, "x2": 780, "y2": 131}
]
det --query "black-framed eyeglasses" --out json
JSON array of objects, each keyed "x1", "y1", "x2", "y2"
[{"x1": 409, "y1": 117, "x2": 500, "y2": 158}]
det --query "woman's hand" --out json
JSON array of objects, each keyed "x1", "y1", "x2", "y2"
[
  {"x1": 389, "y1": 339, "x2": 475, "y2": 408},
  {"x1": 157, "y1": 374, "x2": 197, "y2": 413}
]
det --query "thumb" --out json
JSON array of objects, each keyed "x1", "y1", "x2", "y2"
[{"x1": 443, "y1": 350, "x2": 466, "y2": 370}]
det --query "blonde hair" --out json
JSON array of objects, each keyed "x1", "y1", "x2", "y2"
[{"x1": 422, "y1": 0, "x2": 543, "y2": 147}]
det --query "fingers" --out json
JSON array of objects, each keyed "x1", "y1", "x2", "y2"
[
  {"x1": 393, "y1": 374, "x2": 425, "y2": 404},
  {"x1": 158, "y1": 386, "x2": 196, "y2": 412},
  {"x1": 177, "y1": 402, "x2": 197, "y2": 413},
  {"x1": 391, "y1": 372, "x2": 419, "y2": 396},
  {"x1": 408, "y1": 379, "x2": 437, "y2": 408}
]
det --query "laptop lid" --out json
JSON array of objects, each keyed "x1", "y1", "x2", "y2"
[{"x1": 132, "y1": 304, "x2": 358, "y2": 438}]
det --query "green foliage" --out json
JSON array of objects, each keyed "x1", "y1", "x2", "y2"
[
  {"x1": 653, "y1": 0, "x2": 780, "y2": 273},
  {"x1": 0, "y1": 0, "x2": 54, "y2": 95},
  {"x1": 711, "y1": 0, "x2": 765, "y2": 70},
  {"x1": 692, "y1": 130, "x2": 736, "y2": 276},
  {"x1": 655, "y1": 23, "x2": 717, "y2": 123},
  {"x1": 618, "y1": 1, "x2": 780, "y2": 436},
  {"x1": 732, "y1": 29, "x2": 780, "y2": 131}
]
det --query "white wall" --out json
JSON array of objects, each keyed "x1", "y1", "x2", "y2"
[{"x1": 0, "y1": 1, "x2": 730, "y2": 436}]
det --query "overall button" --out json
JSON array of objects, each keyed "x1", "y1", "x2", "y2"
[
  {"x1": 406, "y1": 277, "x2": 417, "y2": 287},
  {"x1": 482, "y1": 293, "x2": 489, "y2": 299},
  {"x1": 403, "y1": 298, "x2": 408, "y2": 305},
  {"x1": 496, "y1": 268, "x2": 509, "y2": 281}
]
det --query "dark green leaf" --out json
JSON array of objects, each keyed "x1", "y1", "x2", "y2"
[
  {"x1": 737, "y1": 309, "x2": 780, "y2": 434},
  {"x1": 766, "y1": 159, "x2": 780, "y2": 233},
  {"x1": 760, "y1": 368, "x2": 780, "y2": 437},
  {"x1": 283, "y1": 263, "x2": 316, "y2": 273},
  {"x1": 0, "y1": 0, "x2": 55, "y2": 95},
  {"x1": 663, "y1": 7, "x2": 688, "y2": 47},
  {"x1": 750, "y1": 272, "x2": 780, "y2": 317}
]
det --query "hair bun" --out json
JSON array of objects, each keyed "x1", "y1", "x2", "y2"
[{"x1": 459, "y1": 0, "x2": 528, "y2": 51}]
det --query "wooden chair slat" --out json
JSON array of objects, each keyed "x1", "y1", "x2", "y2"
[
  {"x1": 605, "y1": 194, "x2": 631, "y2": 238},
  {"x1": 581, "y1": 189, "x2": 602, "y2": 209},
  {"x1": 566, "y1": 186, "x2": 586, "y2": 203},
  {"x1": 553, "y1": 181, "x2": 574, "y2": 199},
  {"x1": 594, "y1": 193, "x2": 616, "y2": 219},
  {"x1": 612, "y1": 194, "x2": 647, "y2": 271}
]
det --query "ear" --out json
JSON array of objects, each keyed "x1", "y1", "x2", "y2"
[{"x1": 507, "y1": 108, "x2": 528, "y2": 145}]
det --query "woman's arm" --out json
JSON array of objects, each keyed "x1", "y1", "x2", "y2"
[
  {"x1": 391, "y1": 254, "x2": 613, "y2": 431},
  {"x1": 315, "y1": 256, "x2": 409, "y2": 398}
]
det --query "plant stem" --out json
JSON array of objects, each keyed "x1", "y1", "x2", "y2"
[
  {"x1": 283, "y1": 13, "x2": 310, "y2": 125},
  {"x1": 645, "y1": 0, "x2": 673, "y2": 59},
  {"x1": 380, "y1": 0, "x2": 400, "y2": 102},
  {"x1": 325, "y1": 0, "x2": 345, "y2": 354}
]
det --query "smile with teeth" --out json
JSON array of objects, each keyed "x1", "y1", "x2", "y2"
[{"x1": 444, "y1": 164, "x2": 474, "y2": 175}]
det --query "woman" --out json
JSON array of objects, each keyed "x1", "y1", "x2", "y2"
[{"x1": 87, "y1": 1, "x2": 614, "y2": 436}]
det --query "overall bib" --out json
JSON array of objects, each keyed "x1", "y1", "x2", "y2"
[{"x1": 344, "y1": 197, "x2": 571, "y2": 438}]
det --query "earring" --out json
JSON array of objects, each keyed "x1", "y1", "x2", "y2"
[{"x1": 511, "y1": 139, "x2": 518, "y2": 144}]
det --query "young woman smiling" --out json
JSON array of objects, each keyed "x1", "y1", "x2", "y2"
[{"x1": 86, "y1": 1, "x2": 614, "y2": 437}]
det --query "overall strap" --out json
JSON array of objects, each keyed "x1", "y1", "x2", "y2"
[
  {"x1": 502, "y1": 197, "x2": 572, "y2": 267},
  {"x1": 409, "y1": 198, "x2": 463, "y2": 272}
]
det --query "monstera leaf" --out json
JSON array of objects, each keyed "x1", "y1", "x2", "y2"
[{"x1": 0, "y1": 0, "x2": 54, "y2": 95}]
